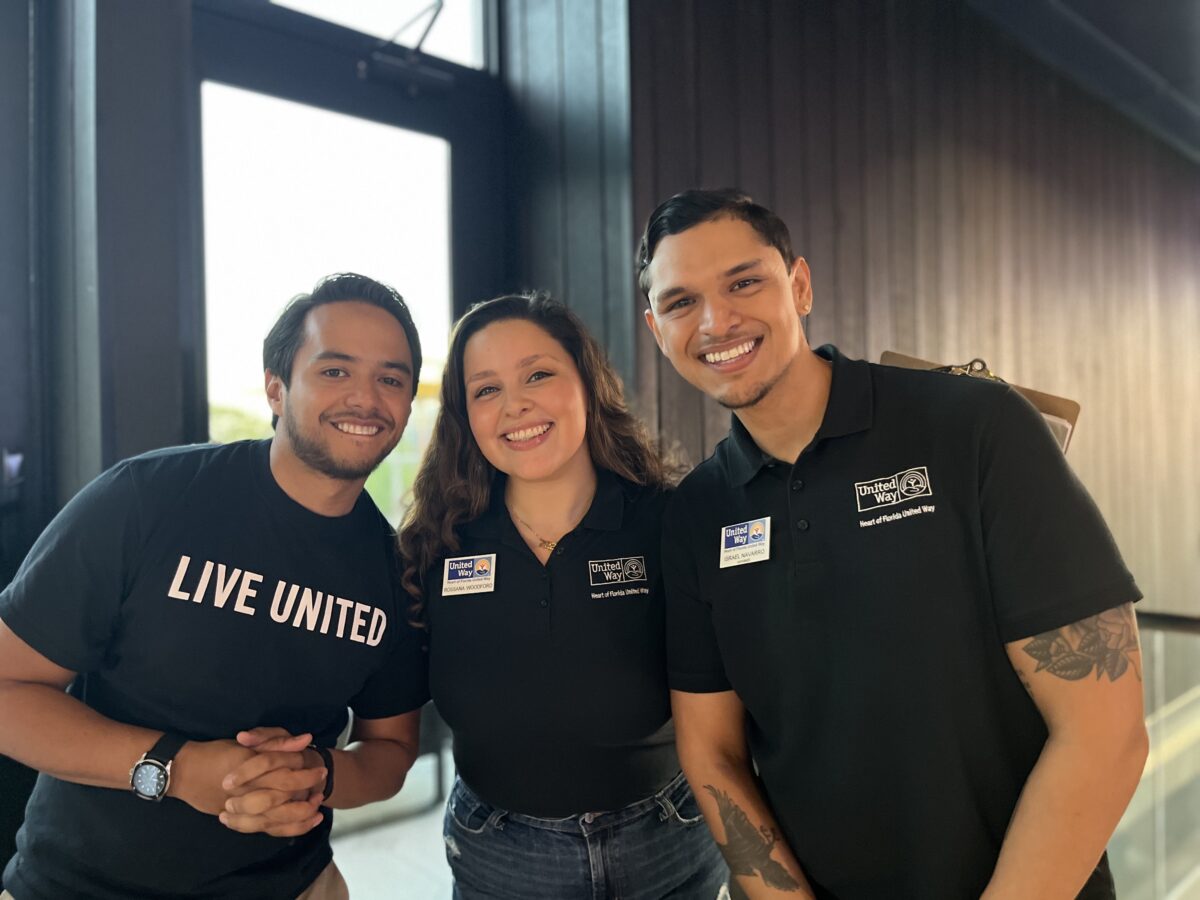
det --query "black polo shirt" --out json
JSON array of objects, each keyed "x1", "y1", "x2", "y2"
[
  {"x1": 427, "y1": 468, "x2": 679, "y2": 816},
  {"x1": 664, "y1": 345, "x2": 1140, "y2": 900}
]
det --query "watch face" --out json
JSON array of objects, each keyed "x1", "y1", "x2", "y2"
[{"x1": 132, "y1": 761, "x2": 167, "y2": 798}]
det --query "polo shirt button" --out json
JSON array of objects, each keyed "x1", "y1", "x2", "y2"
[
  {"x1": 539, "y1": 598, "x2": 548, "y2": 607},
  {"x1": 791, "y1": 479, "x2": 804, "y2": 491},
  {"x1": 796, "y1": 519, "x2": 810, "y2": 531},
  {"x1": 554, "y1": 546, "x2": 564, "y2": 555}
]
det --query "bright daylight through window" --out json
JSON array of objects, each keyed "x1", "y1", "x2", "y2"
[
  {"x1": 271, "y1": 0, "x2": 484, "y2": 70},
  {"x1": 202, "y1": 82, "x2": 451, "y2": 524}
]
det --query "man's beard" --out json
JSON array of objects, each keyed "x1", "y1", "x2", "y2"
[
  {"x1": 716, "y1": 357, "x2": 793, "y2": 410},
  {"x1": 283, "y1": 408, "x2": 393, "y2": 480}
]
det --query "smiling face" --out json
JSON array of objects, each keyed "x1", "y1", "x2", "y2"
[
  {"x1": 267, "y1": 300, "x2": 414, "y2": 482},
  {"x1": 643, "y1": 216, "x2": 812, "y2": 410},
  {"x1": 462, "y1": 318, "x2": 592, "y2": 485}
]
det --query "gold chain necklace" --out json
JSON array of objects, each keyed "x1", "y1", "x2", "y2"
[{"x1": 509, "y1": 508, "x2": 561, "y2": 551}]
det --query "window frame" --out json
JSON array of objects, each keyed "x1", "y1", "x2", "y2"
[{"x1": 186, "y1": 0, "x2": 508, "y2": 442}]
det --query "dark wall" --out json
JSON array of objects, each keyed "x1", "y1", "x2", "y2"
[
  {"x1": 0, "y1": 3, "x2": 30, "y2": 463},
  {"x1": 0, "y1": 4, "x2": 40, "y2": 882},
  {"x1": 94, "y1": 1, "x2": 199, "y2": 465},
  {"x1": 500, "y1": 0, "x2": 636, "y2": 384},
  {"x1": 1, "y1": 0, "x2": 52, "y2": 585},
  {"x1": 36, "y1": 0, "x2": 198, "y2": 505},
  {"x1": 630, "y1": 0, "x2": 1200, "y2": 616}
]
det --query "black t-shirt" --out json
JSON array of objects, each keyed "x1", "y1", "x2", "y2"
[
  {"x1": 0, "y1": 441, "x2": 429, "y2": 900},
  {"x1": 427, "y1": 469, "x2": 679, "y2": 816},
  {"x1": 664, "y1": 346, "x2": 1140, "y2": 900}
]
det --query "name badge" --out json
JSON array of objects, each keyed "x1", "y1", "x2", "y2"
[
  {"x1": 719, "y1": 517, "x2": 771, "y2": 569},
  {"x1": 442, "y1": 554, "x2": 497, "y2": 595}
]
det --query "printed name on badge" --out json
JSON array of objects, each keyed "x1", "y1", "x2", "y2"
[
  {"x1": 442, "y1": 554, "x2": 497, "y2": 595},
  {"x1": 719, "y1": 517, "x2": 771, "y2": 569}
]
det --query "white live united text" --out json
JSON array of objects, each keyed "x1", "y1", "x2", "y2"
[{"x1": 165, "y1": 554, "x2": 387, "y2": 645}]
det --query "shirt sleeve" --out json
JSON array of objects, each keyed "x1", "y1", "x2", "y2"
[
  {"x1": 0, "y1": 462, "x2": 144, "y2": 672},
  {"x1": 349, "y1": 588, "x2": 430, "y2": 719},
  {"x1": 663, "y1": 488, "x2": 732, "y2": 693},
  {"x1": 979, "y1": 387, "x2": 1141, "y2": 642}
]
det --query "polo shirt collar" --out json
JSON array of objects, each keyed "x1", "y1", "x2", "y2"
[
  {"x1": 723, "y1": 344, "x2": 874, "y2": 485},
  {"x1": 461, "y1": 468, "x2": 628, "y2": 538}
]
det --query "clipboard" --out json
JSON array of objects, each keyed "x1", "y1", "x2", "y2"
[{"x1": 880, "y1": 351, "x2": 1081, "y2": 453}]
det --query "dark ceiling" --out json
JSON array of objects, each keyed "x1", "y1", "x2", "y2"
[{"x1": 969, "y1": 0, "x2": 1200, "y2": 164}]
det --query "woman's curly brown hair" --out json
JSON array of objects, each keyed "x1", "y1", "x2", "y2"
[{"x1": 398, "y1": 293, "x2": 673, "y2": 622}]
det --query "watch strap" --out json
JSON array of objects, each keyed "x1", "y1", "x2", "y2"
[
  {"x1": 308, "y1": 743, "x2": 334, "y2": 802},
  {"x1": 146, "y1": 731, "x2": 187, "y2": 765}
]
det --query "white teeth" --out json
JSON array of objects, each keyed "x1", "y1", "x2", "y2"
[
  {"x1": 334, "y1": 422, "x2": 381, "y2": 436},
  {"x1": 504, "y1": 424, "x2": 551, "y2": 442},
  {"x1": 703, "y1": 340, "x2": 756, "y2": 364}
]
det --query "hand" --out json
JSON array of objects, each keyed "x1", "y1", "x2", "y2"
[
  {"x1": 167, "y1": 739, "x2": 257, "y2": 815},
  {"x1": 235, "y1": 726, "x2": 312, "y2": 754},
  {"x1": 225, "y1": 727, "x2": 324, "y2": 799},
  {"x1": 217, "y1": 727, "x2": 328, "y2": 837},
  {"x1": 219, "y1": 784, "x2": 325, "y2": 837}
]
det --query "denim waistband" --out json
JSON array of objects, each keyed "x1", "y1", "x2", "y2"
[{"x1": 455, "y1": 770, "x2": 693, "y2": 835}]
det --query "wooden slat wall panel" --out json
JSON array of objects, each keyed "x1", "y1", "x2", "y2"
[
  {"x1": 630, "y1": 0, "x2": 1200, "y2": 616},
  {"x1": 798, "y1": 0, "x2": 836, "y2": 350},
  {"x1": 502, "y1": 0, "x2": 636, "y2": 382}
]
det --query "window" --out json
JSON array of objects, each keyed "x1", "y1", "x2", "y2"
[
  {"x1": 202, "y1": 82, "x2": 452, "y2": 523},
  {"x1": 271, "y1": 0, "x2": 485, "y2": 69}
]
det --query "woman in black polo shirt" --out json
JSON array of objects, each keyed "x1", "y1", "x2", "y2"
[{"x1": 399, "y1": 294, "x2": 726, "y2": 899}]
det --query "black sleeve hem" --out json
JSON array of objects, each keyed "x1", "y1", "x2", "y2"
[
  {"x1": 997, "y1": 579, "x2": 1143, "y2": 644},
  {"x1": 667, "y1": 671, "x2": 733, "y2": 693},
  {"x1": 351, "y1": 694, "x2": 431, "y2": 720}
]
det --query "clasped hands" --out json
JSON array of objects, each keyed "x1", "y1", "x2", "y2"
[{"x1": 179, "y1": 727, "x2": 329, "y2": 838}]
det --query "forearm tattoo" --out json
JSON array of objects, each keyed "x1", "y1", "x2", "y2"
[
  {"x1": 703, "y1": 785, "x2": 802, "y2": 892},
  {"x1": 1021, "y1": 604, "x2": 1141, "y2": 682}
]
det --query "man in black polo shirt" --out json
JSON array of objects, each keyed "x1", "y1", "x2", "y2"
[{"x1": 638, "y1": 189, "x2": 1147, "y2": 900}]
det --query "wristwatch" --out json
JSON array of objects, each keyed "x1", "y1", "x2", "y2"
[{"x1": 129, "y1": 732, "x2": 187, "y2": 801}]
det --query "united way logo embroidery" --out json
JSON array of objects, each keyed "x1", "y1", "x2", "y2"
[
  {"x1": 718, "y1": 517, "x2": 771, "y2": 569},
  {"x1": 442, "y1": 554, "x2": 497, "y2": 596},
  {"x1": 854, "y1": 466, "x2": 933, "y2": 512},
  {"x1": 587, "y1": 557, "x2": 647, "y2": 587}
]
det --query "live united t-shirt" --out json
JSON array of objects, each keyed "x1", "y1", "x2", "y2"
[{"x1": 0, "y1": 441, "x2": 429, "y2": 900}]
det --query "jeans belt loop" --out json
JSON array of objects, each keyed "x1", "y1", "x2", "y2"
[{"x1": 655, "y1": 792, "x2": 677, "y2": 822}]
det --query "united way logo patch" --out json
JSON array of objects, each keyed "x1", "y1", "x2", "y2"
[
  {"x1": 718, "y1": 517, "x2": 771, "y2": 569},
  {"x1": 587, "y1": 556, "x2": 647, "y2": 587},
  {"x1": 854, "y1": 466, "x2": 932, "y2": 512},
  {"x1": 442, "y1": 554, "x2": 497, "y2": 596}
]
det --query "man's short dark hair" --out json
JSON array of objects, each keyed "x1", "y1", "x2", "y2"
[
  {"x1": 263, "y1": 272, "x2": 423, "y2": 393},
  {"x1": 636, "y1": 188, "x2": 795, "y2": 299}
]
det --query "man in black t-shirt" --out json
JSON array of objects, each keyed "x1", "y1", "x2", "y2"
[
  {"x1": 638, "y1": 190, "x2": 1148, "y2": 899},
  {"x1": 0, "y1": 274, "x2": 430, "y2": 899}
]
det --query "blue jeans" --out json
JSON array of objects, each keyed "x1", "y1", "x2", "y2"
[{"x1": 443, "y1": 771, "x2": 729, "y2": 899}]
